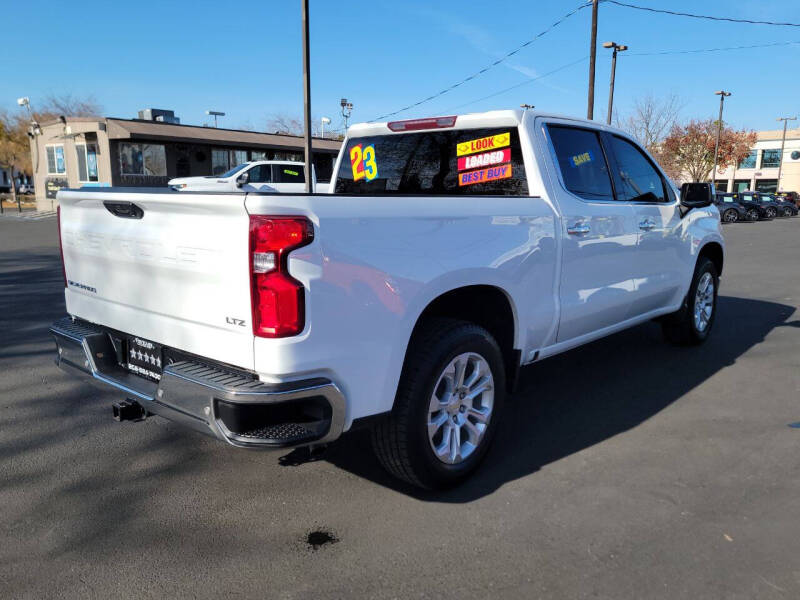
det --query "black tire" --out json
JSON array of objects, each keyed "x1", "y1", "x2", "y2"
[
  {"x1": 766, "y1": 207, "x2": 777, "y2": 219},
  {"x1": 371, "y1": 318, "x2": 506, "y2": 489},
  {"x1": 661, "y1": 257, "x2": 719, "y2": 346},
  {"x1": 747, "y1": 209, "x2": 759, "y2": 221},
  {"x1": 783, "y1": 207, "x2": 793, "y2": 217},
  {"x1": 721, "y1": 209, "x2": 738, "y2": 223}
]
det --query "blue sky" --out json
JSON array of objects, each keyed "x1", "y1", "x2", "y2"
[{"x1": 3, "y1": 0, "x2": 800, "y2": 133}]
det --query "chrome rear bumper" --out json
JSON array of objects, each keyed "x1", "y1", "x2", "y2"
[{"x1": 50, "y1": 316, "x2": 346, "y2": 448}]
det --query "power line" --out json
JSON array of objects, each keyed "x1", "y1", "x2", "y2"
[
  {"x1": 370, "y1": 1, "x2": 593, "y2": 121},
  {"x1": 443, "y1": 57, "x2": 589, "y2": 112},
  {"x1": 603, "y1": 0, "x2": 800, "y2": 27},
  {"x1": 628, "y1": 40, "x2": 800, "y2": 56}
]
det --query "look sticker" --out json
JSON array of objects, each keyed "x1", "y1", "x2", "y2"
[
  {"x1": 458, "y1": 164, "x2": 512, "y2": 187},
  {"x1": 350, "y1": 143, "x2": 379, "y2": 182},
  {"x1": 456, "y1": 132, "x2": 510, "y2": 157},
  {"x1": 458, "y1": 148, "x2": 511, "y2": 171}
]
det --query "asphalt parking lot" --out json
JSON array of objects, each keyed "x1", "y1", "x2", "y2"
[{"x1": 1, "y1": 215, "x2": 799, "y2": 599}]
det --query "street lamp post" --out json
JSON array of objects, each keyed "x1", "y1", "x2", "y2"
[
  {"x1": 320, "y1": 117, "x2": 331, "y2": 139},
  {"x1": 711, "y1": 90, "x2": 731, "y2": 188},
  {"x1": 206, "y1": 110, "x2": 225, "y2": 128},
  {"x1": 602, "y1": 42, "x2": 627, "y2": 125},
  {"x1": 340, "y1": 98, "x2": 353, "y2": 131},
  {"x1": 776, "y1": 116, "x2": 797, "y2": 192}
]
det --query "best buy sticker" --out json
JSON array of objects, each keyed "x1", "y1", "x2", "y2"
[
  {"x1": 458, "y1": 148, "x2": 511, "y2": 171},
  {"x1": 458, "y1": 164, "x2": 512, "y2": 187},
  {"x1": 457, "y1": 132, "x2": 510, "y2": 157}
]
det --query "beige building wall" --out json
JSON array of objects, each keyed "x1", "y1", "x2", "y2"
[
  {"x1": 711, "y1": 128, "x2": 800, "y2": 193},
  {"x1": 30, "y1": 118, "x2": 111, "y2": 211}
]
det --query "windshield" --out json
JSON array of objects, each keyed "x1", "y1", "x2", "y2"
[{"x1": 220, "y1": 163, "x2": 249, "y2": 178}]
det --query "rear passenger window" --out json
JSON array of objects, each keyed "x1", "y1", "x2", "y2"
[
  {"x1": 334, "y1": 127, "x2": 527, "y2": 195},
  {"x1": 547, "y1": 125, "x2": 614, "y2": 202},
  {"x1": 273, "y1": 165, "x2": 305, "y2": 183},
  {"x1": 608, "y1": 136, "x2": 666, "y2": 203}
]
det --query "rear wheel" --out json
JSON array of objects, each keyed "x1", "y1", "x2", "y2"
[
  {"x1": 722, "y1": 209, "x2": 738, "y2": 223},
  {"x1": 662, "y1": 257, "x2": 718, "y2": 346},
  {"x1": 747, "y1": 209, "x2": 759, "y2": 221},
  {"x1": 783, "y1": 207, "x2": 793, "y2": 217},
  {"x1": 766, "y1": 207, "x2": 777, "y2": 219},
  {"x1": 372, "y1": 318, "x2": 506, "y2": 489}
]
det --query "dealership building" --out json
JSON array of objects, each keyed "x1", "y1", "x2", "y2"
[
  {"x1": 710, "y1": 127, "x2": 800, "y2": 194},
  {"x1": 28, "y1": 109, "x2": 341, "y2": 211}
]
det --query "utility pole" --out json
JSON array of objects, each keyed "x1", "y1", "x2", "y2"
[
  {"x1": 587, "y1": 0, "x2": 599, "y2": 120},
  {"x1": 301, "y1": 0, "x2": 313, "y2": 193},
  {"x1": 603, "y1": 42, "x2": 627, "y2": 125},
  {"x1": 776, "y1": 116, "x2": 797, "y2": 192},
  {"x1": 711, "y1": 90, "x2": 731, "y2": 188}
]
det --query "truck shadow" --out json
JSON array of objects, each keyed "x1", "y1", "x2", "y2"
[{"x1": 321, "y1": 295, "x2": 795, "y2": 501}]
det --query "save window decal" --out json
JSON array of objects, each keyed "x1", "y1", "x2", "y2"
[
  {"x1": 456, "y1": 132, "x2": 510, "y2": 157},
  {"x1": 350, "y1": 143, "x2": 379, "y2": 181},
  {"x1": 570, "y1": 151, "x2": 593, "y2": 167}
]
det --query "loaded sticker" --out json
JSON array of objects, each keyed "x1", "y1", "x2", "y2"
[
  {"x1": 350, "y1": 143, "x2": 379, "y2": 182},
  {"x1": 458, "y1": 148, "x2": 511, "y2": 171},
  {"x1": 570, "y1": 151, "x2": 593, "y2": 167},
  {"x1": 458, "y1": 164, "x2": 512, "y2": 187},
  {"x1": 456, "y1": 132, "x2": 510, "y2": 157}
]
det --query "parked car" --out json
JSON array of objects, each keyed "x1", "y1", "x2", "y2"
[
  {"x1": 775, "y1": 191, "x2": 799, "y2": 208},
  {"x1": 714, "y1": 193, "x2": 754, "y2": 223},
  {"x1": 716, "y1": 192, "x2": 767, "y2": 221},
  {"x1": 168, "y1": 160, "x2": 319, "y2": 193},
  {"x1": 51, "y1": 109, "x2": 724, "y2": 489},
  {"x1": 762, "y1": 193, "x2": 798, "y2": 217}
]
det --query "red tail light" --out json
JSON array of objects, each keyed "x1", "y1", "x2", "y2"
[
  {"x1": 57, "y1": 206, "x2": 67, "y2": 288},
  {"x1": 249, "y1": 216, "x2": 314, "y2": 338},
  {"x1": 387, "y1": 115, "x2": 457, "y2": 131}
]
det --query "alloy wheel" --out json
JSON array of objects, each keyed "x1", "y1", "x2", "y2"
[
  {"x1": 427, "y1": 352, "x2": 495, "y2": 465},
  {"x1": 693, "y1": 272, "x2": 714, "y2": 333},
  {"x1": 723, "y1": 209, "x2": 738, "y2": 223}
]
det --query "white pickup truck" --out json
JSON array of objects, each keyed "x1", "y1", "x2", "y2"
[
  {"x1": 51, "y1": 109, "x2": 723, "y2": 489},
  {"x1": 168, "y1": 160, "x2": 319, "y2": 193}
]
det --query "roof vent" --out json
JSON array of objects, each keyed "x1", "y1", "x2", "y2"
[{"x1": 137, "y1": 108, "x2": 180, "y2": 124}]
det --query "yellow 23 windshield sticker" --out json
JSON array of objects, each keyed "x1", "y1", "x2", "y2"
[{"x1": 350, "y1": 143, "x2": 379, "y2": 181}]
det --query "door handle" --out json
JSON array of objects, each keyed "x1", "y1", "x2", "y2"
[
  {"x1": 639, "y1": 220, "x2": 655, "y2": 231},
  {"x1": 566, "y1": 222, "x2": 591, "y2": 235}
]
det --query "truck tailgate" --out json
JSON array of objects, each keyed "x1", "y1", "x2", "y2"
[{"x1": 58, "y1": 190, "x2": 254, "y2": 370}]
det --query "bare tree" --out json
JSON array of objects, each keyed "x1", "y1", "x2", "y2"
[
  {"x1": 615, "y1": 93, "x2": 683, "y2": 150},
  {"x1": 265, "y1": 113, "x2": 343, "y2": 139}
]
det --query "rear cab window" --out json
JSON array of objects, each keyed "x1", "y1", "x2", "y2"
[
  {"x1": 334, "y1": 127, "x2": 528, "y2": 195},
  {"x1": 546, "y1": 125, "x2": 614, "y2": 202},
  {"x1": 273, "y1": 164, "x2": 305, "y2": 183}
]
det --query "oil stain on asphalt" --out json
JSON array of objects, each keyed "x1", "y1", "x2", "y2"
[{"x1": 306, "y1": 529, "x2": 339, "y2": 550}]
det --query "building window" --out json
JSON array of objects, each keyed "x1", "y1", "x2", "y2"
[
  {"x1": 760, "y1": 149, "x2": 781, "y2": 169},
  {"x1": 119, "y1": 143, "x2": 167, "y2": 176},
  {"x1": 250, "y1": 151, "x2": 268, "y2": 161},
  {"x1": 232, "y1": 150, "x2": 248, "y2": 166},
  {"x1": 211, "y1": 149, "x2": 230, "y2": 175},
  {"x1": 755, "y1": 179, "x2": 777, "y2": 193},
  {"x1": 46, "y1": 145, "x2": 66, "y2": 174},
  {"x1": 76, "y1": 143, "x2": 99, "y2": 182},
  {"x1": 733, "y1": 179, "x2": 750, "y2": 192},
  {"x1": 715, "y1": 180, "x2": 729, "y2": 193},
  {"x1": 738, "y1": 150, "x2": 757, "y2": 169}
]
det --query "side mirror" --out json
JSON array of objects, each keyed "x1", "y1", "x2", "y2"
[
  {"x1": 680, "y1": 182, "x2": 714, "y2": 209},
  {"x1": 235, "y1": 172, "x2": 250, "y2": 187}
]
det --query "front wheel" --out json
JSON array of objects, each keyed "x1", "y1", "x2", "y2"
[
  {"x1": 766, "y1": 207, "x2": 777, "y2": 219},
  {"x1": 783, "y1": 207, "x2": 793, "y2": 217},
  {"x1": 371, "y1": 318, "x2": 506, "y2": 489},
  {"x1": 722, "y1": 209, "x2": 738, "y2": 223},
  {"x1": 662, "y1": 257, "x2": 719, "y2": 346},
  {"x1": 747, "y1": 209, "x2": 759, "y2": 221}
]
